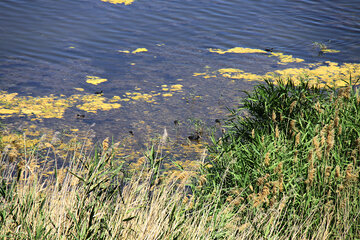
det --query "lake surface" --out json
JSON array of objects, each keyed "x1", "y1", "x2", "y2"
[{"x1": 1, "y1": 0, "x2": 360, "y2": 164}]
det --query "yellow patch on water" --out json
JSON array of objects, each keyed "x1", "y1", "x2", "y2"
[
  {"x1": 118, "y1": 50, "x2": 130, "y2": 53},
  {"x1": 269, "y1": 52, "x2": 304, "y2": 65},
  {"x1": 218, "y1": 68, "x2": 261, "y2": 81},
  {"x1": 132, "y1": 48, "x2": 148, "y2": 54},
  {"x1": 163, "y1": 93, "x2": 173, "y2": 97},
  {"x1": 101, "y1": 0, "x2": 134, "y2": 5},
  {"x1": 76, "y1": 95, "x2": 121, "y2": 113},
  {"x1": 209, "y1": 47, "x2": 267, "y2": 54},
  {"x1": 322, "y1": 49, "x2": 340, "y2": 53},
  {"x1": 71, "y1": 129, "x2": 79, "y2": 132},
  {"x1": 162, "y1": 88, "x2": 169, "y2": 91},
  {"x1": 131, "y1": 63, "x2": 136, "y2": 65},
  {"x1": 170, "y1": 84, "x2": 183, "y2": 91},
  {"x1": 216, "y1": 62, "x2": 360, "y2": 88},
  {"x1": 74, "y1": 88, "x2": 84, "y2": 92},
  {"x1": 86, "y1": 76, "x2": 108, "y2": 85}
]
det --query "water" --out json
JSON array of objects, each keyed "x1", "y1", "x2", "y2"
[{"x1": 1, "y1": 0, "x2": 360, "y2": 162}]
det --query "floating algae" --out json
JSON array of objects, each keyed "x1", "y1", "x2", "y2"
[
  {"x1": 214, "y1": 61, "x2": 360, "y2": 88},
  {"x1": 86, "y1": 76, "x2": 108, "y2": 85},
  {"x1": 101, "y1": 0, "x2": 134, "y2": 5},
  {"x1": 209, "y1": 47, "x2": 266, "y2": 54},
  {"x1": 209, "y1": 46, "x2": 305, "y2": 65}
]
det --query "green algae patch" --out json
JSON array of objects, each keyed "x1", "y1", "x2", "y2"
[
  {"x1": 86, "y1": 76, "x2": 108, "y2": 85},
  {"x1": 269, "y1": 52, "x2": 304, "y2": 65},
  {"x1": 101, "y1": 0, "x2": 134, "y2": 5},
  {"x1": 132, "y1": 48, "x2": 148, "y2": 54},
  {"x1": 209, "y1": 47, "x2": 266, "y2": 54}
]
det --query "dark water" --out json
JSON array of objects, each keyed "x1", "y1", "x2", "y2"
[{"x1": 1, "y1": 0, "x2": 360, "y2": 156}]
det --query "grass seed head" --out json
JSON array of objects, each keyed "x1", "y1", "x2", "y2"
[
  {"x1": 289, "y1": 100, "x2": 297, "y2": 113},
  {"x1": 272, "y1": 110, "x2": 277, "y2": 122},
  {"x1": 335, "y1": 165, "x2": 341, "y2": 179},
  {"x1": 295, "y1": 132, "x2": 301, "y2": 146},
  {"x1": 275, "y1": 125, "x2": 279, "y2": 138},
  {"x1": 264, "y1": 152, "x2": 271, "y2": 166}
]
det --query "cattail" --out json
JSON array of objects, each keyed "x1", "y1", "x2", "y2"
[
  {"x1": 335, "y1": 165, "x2": 341, "y2": 179},
  {"x1": 272, "y1": 111, "x2": 277, "y2": 122},
  {"x1": 289, "y1": 101, "x2": 297, "y2": 113},
  {"x1": 295, "y1": 132, "x2": 301, "y2": 146},
  {"x1": 251, "y1": 129, "x2": 255, "y2": 139},
  {"x1": 275, "y1": 125, "x2": 280, "y2": 138},
  {"x1": 264, "y1": 152, "x2": 270, "y2": 166}
]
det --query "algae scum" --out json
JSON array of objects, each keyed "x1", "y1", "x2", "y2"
[{"x1": 1, "y1": 0, "x2": 360, "y2": 166}]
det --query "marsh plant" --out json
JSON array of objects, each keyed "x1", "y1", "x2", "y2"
[{"x1": 0, "y1": 77, "x2": 359, "y2": 239}]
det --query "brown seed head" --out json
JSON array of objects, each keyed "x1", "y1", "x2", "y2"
[
  {"x1": 325, "y1": 166, "x2": 332, "y2": 179},
  {"x1": 251, "y1": 129, "x2": 255, "y2": 139},
  {"x1": 272, "y1": 111, "x2": 277, "y2": 122},
  {"x1": 102, "y1": 137, "x2": 109, "y2": 152},
  {"x1": 264, "y1": 152, "x2": 270, "y2": 166},
  {"x1": 295, "y1": 132, "x2": 301, "y2": 146},
  {"x1": 335, "y1": 165, "x2": 341, "y2": 179},
  {"x1": 290, "y1": 120, "x2": 297, "y2": 132},
  {"x1": 289, "y1": 101, "x2": 297, "y2": 113},
  {"x1": 275, "y1": 125, "x2": 279, "y2": 138}
]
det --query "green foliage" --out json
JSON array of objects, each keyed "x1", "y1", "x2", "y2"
[{"x1": 203, "y1": 78, "x2": 360, "y2": 238}]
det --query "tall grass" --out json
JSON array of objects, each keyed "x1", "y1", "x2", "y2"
[{"x1": 0, "y1": 77, "x2": 359, "y2": 239}]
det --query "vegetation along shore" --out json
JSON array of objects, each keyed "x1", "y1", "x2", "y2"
[{"x1": 0, "y1": 76, "x2": 359, "y2": 239}]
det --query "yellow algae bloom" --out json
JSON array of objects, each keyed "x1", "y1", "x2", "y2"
[
  {"x1": 118, "y1": 50, "x2": 130, "y2": 53},
  {"x1": 74, "y1": 88, "x2": 84, "y2": 92},
  {"x1": 321, "y1": 49, "x2": 340, "y2": 53},
  {"x1": 266, "y1": 62, "x2": 360, "y2": 88},
  {"x1": 76, "y1": 95, "x2": 121, "y2": 113},
  {"x1": 132, "y1": 48, "x2": 148, "y2": 54},
  {"x1": 86, "y1": 76, "x2": 108, "y2": 85},
  {"x1": 101, "y1": 0, "x2": 134, "y2": 5},
  {"x1": 209, "y1": 47, "x2": 266, "y2": 54},
  {"x1": 0, "y1": 92, "x2": 74, "y2": 120},
  {"x1": 218, "y1": 68, "x2": 261, "y2": 81},
  {"x1": 170, "y1": 84, "x2": 183, "y2": 91},
  {"x1": 269, "y1": 52, "x2": 304, "y2": 65}
]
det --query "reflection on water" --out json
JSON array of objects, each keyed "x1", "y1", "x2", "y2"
[{"x1": 1, "y1": 0, "x2": 360, "y2": 164}]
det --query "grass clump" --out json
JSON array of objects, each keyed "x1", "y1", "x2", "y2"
[{"x1": 204, "y1": 78, "x2": 360, "y2": 238}]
